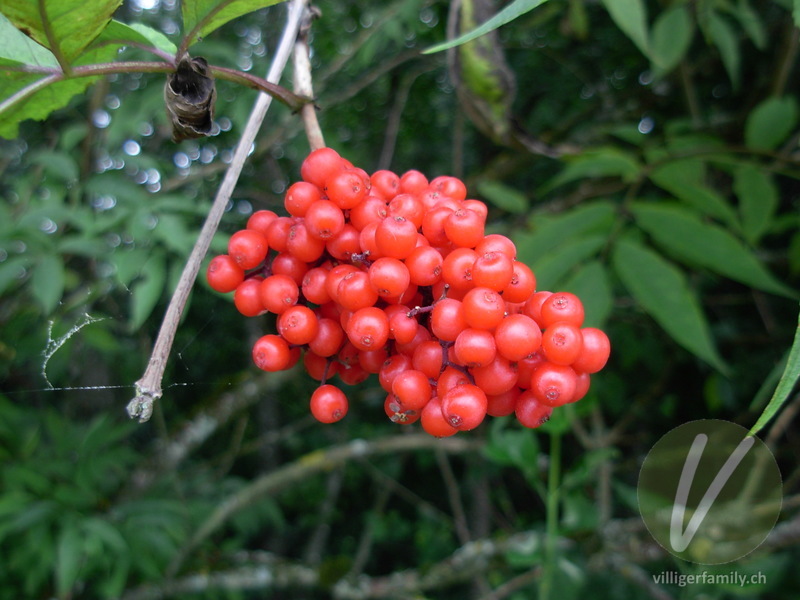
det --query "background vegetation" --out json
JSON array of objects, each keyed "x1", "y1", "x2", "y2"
[{"x1": 1, "y1": 0, "x2": 799, "y2": 598}]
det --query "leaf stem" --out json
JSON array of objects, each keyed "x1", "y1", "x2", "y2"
[
  {"x1": 126, "y1": 0, "x2": 311, "y2": 423},
  {"x1": 38, "y1": 0, "x2": 72, "y2": 75}
]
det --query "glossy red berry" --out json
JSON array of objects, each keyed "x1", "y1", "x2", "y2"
[{"x1": 310, "y1": 384, "x2": 349, "y2": 423}]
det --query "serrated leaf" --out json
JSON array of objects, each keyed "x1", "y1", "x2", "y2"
[
  {"x1": 600, "y1": 0, "x2": 651, "y2": 58},
  {"x1": 0, "y1": 12, "x2": 58, "y2": 68},
  {"x1": 707, "y1": 11, "x2": 740, "y2": 88},
  {"x1": 541, "y1": 147, "x2": 641, "y2": 193},
  {"x1": 0, "y1": 43, "x2": 119, "y2": 139},
  {"x1": 0, "y1": 0, "x2": 122, "y2": 64},
  {"x1": 733, "y1": 166, "x2": 778, "y2": 245},
  {"x1": 56, "y1": 521, "x2": 83, "y2": 596},
  {"x1": 516, "y1": 201, "x2": 616, "y2": 261},
  {"x1": 750, "y1": 308, "x2": 800, "y2": 435},
  {"x1": 181, "y1": 0, "x2": 287, "y2": 49},
  {"x1": 129, "y1": 252, "x2": 166, "y2": 330},
  {"x1": 476, "y1": 180, "x2": 528, "y2": 214},
  {"x1": 560, "y1": 260, "x2": 613, "y2": 327},
  {"x1": 744, "y1": 96, "x2": 799, "y2": 151},
  {"x1": 651, "y1": 5, "x2": 694, "y2": 75},
  {"x1": 648, "y1": 158, "x2": 738, "y2": 226},
  {"x1": 94, "y1": 20, "x2": 177, "y2": 56},
  {"x1": 423, "y1": 0, "x2": 550, "y2": 54},
  {"x1": 631, "y1": 202, "x2": 795, "y2": 298},
  {"x1": 613, "y1": 238, "x2": 727, "y2": 372},
  {"x1": 30, "y1": 254, "x2": 65, "y2": 314}
]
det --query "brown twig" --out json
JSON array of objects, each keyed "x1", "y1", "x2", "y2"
[
  {"x1": 126, "y1": 0, "x2": 310, "y2": 423},
  {"x1": 293, "y1": 5, "x2": 326, "y2": 151}
]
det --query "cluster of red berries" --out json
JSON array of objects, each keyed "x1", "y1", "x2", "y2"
[{"x1": 206, "y1": 148, "x2": 610, "y2": 436}]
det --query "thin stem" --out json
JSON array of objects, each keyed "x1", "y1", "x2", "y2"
[
  {"x1": 38, "y1": 0, "x2": 71, "y2": 75},
  {"x1": 293, "y1": 7, "x2": 325, "y2": 151},
  {"x1": 126, "y1": 0, "x2": 310, "y2": 423},
  {"x1": 539, "y1": 432, "x2": 561, "y2": 600}
]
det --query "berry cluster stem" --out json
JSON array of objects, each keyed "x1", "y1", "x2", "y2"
[
  {"x1": 293, "y1": 6, "x2": 325, "y2": 152},
  {"x1": 127, "y1": 0, "x2": 311, "y2": 423}
]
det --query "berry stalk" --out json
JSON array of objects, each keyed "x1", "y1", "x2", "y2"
[{"x1": 127, "y1": 0, "x2": 311, "y2": 423}]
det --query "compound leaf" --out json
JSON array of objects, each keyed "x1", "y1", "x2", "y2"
[
  {"x1": 612, "y1": 237, "x2": 728, "y2": 373},
  {"x1": 631, "y1": 202, "x2": 795, "y2": 298}
]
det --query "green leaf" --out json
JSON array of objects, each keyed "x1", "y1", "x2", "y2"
[
  {"x1": 749, "y1": 308, "x2": 800, "y2": 435},
  {"x1": 476, "y1": 180, "x2": 528, "y2": 214},
  {"x1": 744, "y1": 96, "x2": 799, "y2": 151},
  {"x1": 631, "y1": 202, "x2": 795, "y2": 298},
  {"x1": 181, "y1": 0, "x2": 287, "y2": 49},
  {"x1": 30, "y1": 254, "x2": 65, "y2": 314},
  {"x1": 423, "y1": 0, "x2": 550, "y2": 54},
  {"x1": 795, "y1": 0, "x2": 800, "y2": 28},
  {"x1": 129, "y1": 251, "x2": 166, "y2": 330},
  {"x1": 559, "y1": 261, "x2": 613, "y2": 328},
  {"x1": 600, "y1": 0, "x2": 651, "y2": 58},
  {"x1": 0, "y1": 12, "x2": 58, "y2": 68},
  {"x1": 529, "y1": 234, "x2": 606, "y2": 291},
  {"x1": 0, "y1": 256, "x2": 31, "y2": 296},
  {"x1": 56, "y1": 521, "x2": 83, "y2": 597},
  {"x1": 730, "y1": 0, "x2": 766, "y2": 50},
  {"x1": 707, "y1": 11, "x2": 740, "y2": 88},
  {"x1": 612, "y1": 237, "x2": 728, "y2": 373},
  {"x1": 648, "y1": 158, "x2": 738, "y2": 226},
  {"x1": 733, "y1": 166, "x2": 778, "y2": 245},
  {"x1": 651, "y1": 5, "x2": 694, "y2": 75},
  {"x1": 90, "y1": 20, "x2": 178, "y2": 56},
  {"x1": 516, "y1": 200, "x2": 616, "y2": 262},
  {"x1": 541, "y1": 147, "x2": 641, "y2": 193},
  {"x1": 0, "y1": 0, "x2": 122, "y2": 63},
  {"x1": 0, "y1": 43, "x2": 119, "y2": 139}
]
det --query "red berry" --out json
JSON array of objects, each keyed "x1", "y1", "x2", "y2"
[
  {"x1": 430, "y1": 298, "x2": 468, "y2": 341},
  {"x1": 487, "y1": 388, "x2": 520, "y2": 418},
  {"x1": 471, "y1": 251, "x2": 514, "y2": 291},
  {"x1": 228, "y1": 229, "x2": 269, "y2": 270},
  {"x1": 259, "y1": 274, "x2": 299, "y2": 314},
  {"x1": 301, "y1": 147, "x2": 344, "y2": 188},
  {"x1": 284, "y1": 181, "x2": 323, "y2": 217},
  {"x1": 421, "y1": 396, "x2": 458, "y2": 437},
  {"x1": 454, "y1": 328, "x2": 497, "y2": 367},
  {"x1": 326, "y1": 169, "x2": 368, "y2": 209},
  {"x1": 375, "y1": 216, "x2": 418, "y2": 260},
  {"x1": 392, "y1": 369, "x2": 433, "y2": 411},
  {"x1": 541, "y1": 321, "x2": 583, "y2": 365},
  {"x1": 305, "y1": 199, "x2": 345, "y2": 240},
  {"x1": 502, "y1": 261, "x2": 536, "y2": 303},
  {"x1": 310, "y1": 384, "x2": 349, "y2": 423},
  {"x1": 308, "y1": 317, "x2": 345, "y2": 357},
  {"x1": 346, "y1": 306, "x2": 389, "y2": 351},
  {"x1": 444, "y1": 208, "x2": 485, "y2": 248},
  {"x1": 277, "y1": 305, "x2": 319, "y2": 345},
  {"x1": 234, "y1": 278, "x2": 265, "y2": 316},
  {"x1": 253, "y1": 334, "x2": 292, "y2": 371},
  {"x1": 441, "y1": 384, "x2": 487, "y2": 431},
  {"x1": 494, "y1": 314, "x2": 542, "y2": 361},
  {"x1": 462, "y1": 287, "x2": 506, "y2": 330},
  {"x1": 571, "y1": 328, "x2": 611, "y2": 374},
  {"x1": 246, "y1": 209, "x2": 278, "y2": 236},
  {"x1": 515, "y1": 390, "x2": 553, "y2": 428},
  {"x1": 530, "y1": 362, "x2": 577, "y2": 407},
  {"x1": 369, "y1": 257, "x2": 411, "y2": 298},
  {"x1": 405, "y1": 246, "x2": 443, "y2": 286},
  {"x1": 539, "y1": 291, "x2": 585, "y2": 328},
  {"x1": 207, "y1": 254, "x2": 245, "y2": 293}
]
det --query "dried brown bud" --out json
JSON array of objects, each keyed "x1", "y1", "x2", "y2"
[{"x1": 164, "y1": 54, "x2": 216, "y2": 142}]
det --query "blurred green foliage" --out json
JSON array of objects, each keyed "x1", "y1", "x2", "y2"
[{"x1": 1, "y1": 0, "x2": 800, "y2": 599}]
